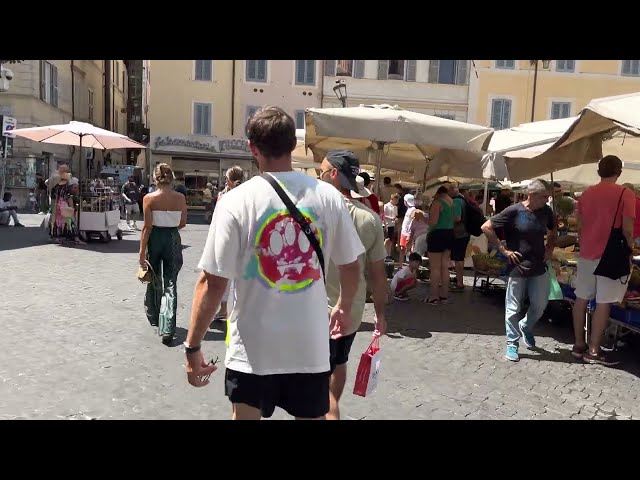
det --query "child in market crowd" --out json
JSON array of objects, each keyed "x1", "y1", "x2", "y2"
[
  {"x1": 407, "y1": 209, "x2": 429, "y2": 257},
  {"x1": 391, "y1": 252, "x2": 422, "y2": 301},
  {"x1": 29, "y1": 190, "x2": 38, "y2": 212}
]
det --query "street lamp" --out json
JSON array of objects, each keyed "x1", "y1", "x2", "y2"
[
  {"x1": 529, "y1": 60, "x2": 551, "y2": 122},
  {"x1": 333, "y1": 79, "x2": 347, "y2": 108}
]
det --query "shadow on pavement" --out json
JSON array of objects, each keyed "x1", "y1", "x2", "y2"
[
  {"x1": 173, "y1": 326, "x2": 226, "y2": 346},
  {"x1": 0, "y1": 226, "x2": 50, "y2": 252}
]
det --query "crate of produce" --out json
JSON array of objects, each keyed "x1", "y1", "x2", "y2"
[{"x1": 472, "y1": 254, "x2": 507, "y2": 276}]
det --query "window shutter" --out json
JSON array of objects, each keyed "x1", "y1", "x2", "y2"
[
  {"x1": 52, "y1": 64, "x2": 58, "y2": 107},
  {"x1": 491, "y1": 100, "x2": 501, "y2": 128},
  {"x1": 502, "y1": 100, "x2": 511, "y2": 128},
  {"x1": 563, "y1": 103, "x2": 570, "y2": 117},
  {"x1": 456, "y1": 60, "x2": 468, "y2": 85},
  {"x1": 296, "y1": 60, "x2": 305, "y2": 84},
  {"x1": 405, "y1": 60, "x2": 417, "y2": 82},
  {"x1": 258, "y1": 60, "x2": 267, "y2": 81},
  {"x1": 552, "y1": 103, "x2": 560, "y2": 119},
  {"x1": 353, "y1": 60, "x2": 365, "y2": 79},
  {"x1": 246, "y1": 60, "x2": 256, "y2": 81},
  {"x1": 204, "y1": 60, "x2": 212, "y2": 80},
  {"x1": 40, "y1": 60, "x2": 46, "y2": 100},
  {"x1": 428, "y1": 60, "x2": 439, "y2": 83},
  {"x1": 193, "y1": 104, "x2": 200, "y2": 134},
  {"x1": 305, "y1": 60, "x2": 315, "y2": 84},
  {"x1": 204, "y1": 104, "x2": 211, "y2": 135},
  {"x1": 295, "y1": 111, "x2": 305, "y2": 129},
  {"x1": 378, "y1": 60, "x2": 389, "y2": 80},
  {"x1": 324, "y1": 60, "x2": 336, "y2": 77},
  {"x1": 194, "y1": 60, "x2": 201, "y2": 79}
]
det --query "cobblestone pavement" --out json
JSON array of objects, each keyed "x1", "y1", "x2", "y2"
[{"x1": 2, "y1": 214, "x2": 640, "y2": 420}]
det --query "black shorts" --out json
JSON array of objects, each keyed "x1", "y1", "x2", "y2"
[
  {"x1": 427, "y1": 229, "x2": 454, "y2": 253},
  {"x1": 384, "y1": 226, "x2": 396, "y2": 241},
  {"x1": 225, "y1": 368, "x2": 330, "y2": 419},
  {"x1": 451, "y1": 236, "x2": 471, "y2": 262},
  {"x1": 329, "y1": 331, "x2": 357, "y2": 374}
]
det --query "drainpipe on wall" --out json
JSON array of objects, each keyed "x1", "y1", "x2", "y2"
[
  {"x1": 319, "y1": 60, "x2": 325, "y2": 108},
  {"x1": 231, "y1": 60, "x2": 236, "y2": 136},
  {"x1": 71, "y1": 60, "x2": 75, "y2": 121},
  {"x1": 104, "y1": 60, "x2": 111, "y2": 130}
]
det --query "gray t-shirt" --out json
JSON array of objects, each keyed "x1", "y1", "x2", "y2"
[{"x1": 490, "y1": 202, "x2": 555, "y2": 277}]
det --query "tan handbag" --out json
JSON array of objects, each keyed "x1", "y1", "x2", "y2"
[
  {"x1": 136, "y1": 260, "x2": 156, "y2": 284},
  {"x1": 60, "y1": 206, "x2": 75, "y2": 219}
]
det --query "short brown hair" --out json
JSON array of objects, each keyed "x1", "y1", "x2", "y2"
[
  {"x1": 598, "y1": 155, "x2": 623, "y2": 178},
  {"x1": 245, "y1": 106, "x2": 297, "y2": 159},
  {"x1": 154, "y1": 163, "x2": 175, "y2": 185},
  {"x1": 390, "y1": 193, "x2": 401, "y2": 200}
]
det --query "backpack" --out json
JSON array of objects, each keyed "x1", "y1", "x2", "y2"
[{"x1": 459, "y1": 196, "x2": 485, "y2": 237}]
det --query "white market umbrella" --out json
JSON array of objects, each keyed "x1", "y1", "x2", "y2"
[
  {"x1": 7, "y1": 121, "x2": 145, "y2": 220},
  {"x1": 304, "y1": 104, "x2": 494, "y2": 190}
]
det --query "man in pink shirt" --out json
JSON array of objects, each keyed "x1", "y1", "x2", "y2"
[{"x1": 572, "y1": 155, "x2": 635, "y2": 366}]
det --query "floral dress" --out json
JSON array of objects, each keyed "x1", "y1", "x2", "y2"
[{"x1": 50, "y1": 183, "x2": 77, "y2": 240}]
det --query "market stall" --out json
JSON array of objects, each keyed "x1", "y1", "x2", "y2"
[{"x1": 77, "y1": 181, "x2": 123, "y2": 243}]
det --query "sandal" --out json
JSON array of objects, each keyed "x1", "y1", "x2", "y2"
[
  {"x1": 583, "y1": 349, "x2": 619, "y2": 366},
  {"x1": 571, "y1": 344, "x2": 587, "y2": 359},
  {"x1": 423, "y1": 298, "x2": 440, "y2": 305}
]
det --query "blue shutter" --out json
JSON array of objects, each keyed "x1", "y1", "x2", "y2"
[
  {"x1": 295, "y1": 111, "x2": 305, "y2": 129},
  {"x1": 353, "y1": 60, "x2": 365, "y2": 79},
  {"x1": 246, "y1": 61, "x2": 256, "y2": 81},
  {"x1": 203, "y1": 60, "x2": 212, "y2": 80},
  {"x1": 51, "y1": 64, "x2": 58, "y2": 107},
  {"x1": 428, "y1": 60, "x2": 439, "y2": 83},
  {"x1": 257, "y1": 60, "x2": 267, "y2": 81},
  {"x1": 405, "y1": 60, "x2": 417, "y2": 82},
  {"x1": 305, "y1": 60, "x2": 315, "y2": 84},
  {"x1": 296, "y1": 60, "x2": 305, "y2": 84}
]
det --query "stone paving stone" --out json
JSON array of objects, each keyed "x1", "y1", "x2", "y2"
[{"x1": 4, "y1": 214, "x2": 640, "y2": 419}]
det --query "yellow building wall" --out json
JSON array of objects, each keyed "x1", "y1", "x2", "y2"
[
  {"x1": 149, "y1": 60, "x2": 234, "y2": 137},
  {"x1": 470, "y1": 60, "x2": 640, "y2": 127}
]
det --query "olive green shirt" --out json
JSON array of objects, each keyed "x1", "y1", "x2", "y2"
[{"x1": 326, "y1": 197, "x2": 387, "y2": 336}]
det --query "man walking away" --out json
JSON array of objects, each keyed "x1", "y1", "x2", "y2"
[
  {"x1": 320, "y1": 150, "x2": 388, "y2": 420},
  {"x1": 122, "y1": 176, "x2": 140, "y2": 230},
  {"x1": 481, "y1": 180, "x2": 556, "y2": 362},
  {"x1": 571, "y1": 155, "x2": 635, "y2": 365},
  {"x1": 184, "y1": 106, "x2": 364, "y2": 420}
]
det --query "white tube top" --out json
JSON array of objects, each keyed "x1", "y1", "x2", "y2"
[{"x1": 152, "y1": 210, "x2": 182, "y2": 227}]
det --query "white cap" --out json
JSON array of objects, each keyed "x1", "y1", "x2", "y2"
[
  {"x1": 351, "y1": 175, "x2": 372, "y2": 199},
  {"x1": 404, "y1": 193, "x2": 415, "y2": 207}
]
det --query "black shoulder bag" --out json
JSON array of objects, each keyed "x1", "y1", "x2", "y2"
[
  {"x1": 593, "y1": 188, "x2": 632, "y2": 283},
  {"x1": 261, "y1": 173, "x2": 325, "y2": 280}
]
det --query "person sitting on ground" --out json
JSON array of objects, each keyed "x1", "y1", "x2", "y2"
[
  {"x1": 0, "y1": 192, "x2": 24, "y2": 227},
  {"x1": 391, "y1": 252, "x2": 422, "y2": 301}
]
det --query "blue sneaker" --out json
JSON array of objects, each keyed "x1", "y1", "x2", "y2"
[
  {"x1": 519, "y1": 323, "x2": 536, "y2": 349},
  {"x1": 505, "y1": 344, "x2": 519, "y2": 362}
]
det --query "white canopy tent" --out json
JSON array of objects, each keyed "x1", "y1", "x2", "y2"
[
  {"x1": 304, "y1": 104, "x2": 494, "y2": 190},
  {"x1": 427, "y1": 92, "x2": 640, "y2": 183}
]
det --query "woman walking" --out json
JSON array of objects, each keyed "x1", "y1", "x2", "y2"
[
  {"x1": 212, "y1": 165, "x2": 244, "y2": 322},
  {"x1": 425, "y1": 186, "x2": 458, "y2": 305},
  {"x1": 49, "y1": 166, "x2": 82, "y2": 245},
  {"x1": 139, "y1": 163, "x2": 188, "y2": 345}
]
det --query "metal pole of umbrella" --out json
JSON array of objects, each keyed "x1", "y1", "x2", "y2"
[
  {"x1": 482, "y1": 179, "x2": 489, "y2": 215},
  {"x1": 77, "y1": 134, "x2": 83, "y2": 232}
]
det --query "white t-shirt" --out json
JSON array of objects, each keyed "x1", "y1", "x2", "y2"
[
  {"x1": 383, "y1": 202, "x2": 397, "y2": 228},
  {"x1": 391, "y1": 265, "x2": 413, "y2": 291},
  {"x1": 401, "y1": 206, "x2": 416, "y2": 236},
  {"x1": 198, "y1": 171, "x2": 365, "y2": 376}
]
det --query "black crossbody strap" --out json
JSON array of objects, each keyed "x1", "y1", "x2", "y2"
[
  {"x1": 610, "y1": 188, "x2": 626, "y2": 231},
  {"x1": 261, "y1": 174, "x2": 325, "y2": 280}
]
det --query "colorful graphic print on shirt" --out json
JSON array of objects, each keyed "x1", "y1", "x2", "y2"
[{"x1": 244, "y1": 208, "x2": 324, "y2": 293}]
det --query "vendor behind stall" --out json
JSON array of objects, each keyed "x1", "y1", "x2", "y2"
[{"x1": 623, "y1": 183, "x2": 640, "y2": 246}]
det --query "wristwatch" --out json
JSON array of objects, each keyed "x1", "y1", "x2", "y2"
[{"x1": 183, "y1": 342, "x2": 201, "y2": 354}]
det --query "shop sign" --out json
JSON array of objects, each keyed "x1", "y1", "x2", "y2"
[{"x1": 153, "y1": 136, "x2": 251, "y2": 154}]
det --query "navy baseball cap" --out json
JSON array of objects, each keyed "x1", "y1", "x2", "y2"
[{"x1": 326, "y1": 150, "x2": 360, "y2": 192}]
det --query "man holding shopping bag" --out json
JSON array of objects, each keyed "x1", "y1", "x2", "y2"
[{"x1": 320, "y1": 150, "x2": 388, "y2": 420}]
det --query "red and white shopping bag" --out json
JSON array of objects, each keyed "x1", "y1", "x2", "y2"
[{"x1": 353, "y1": 335, "x2": 382, "y2": 397}]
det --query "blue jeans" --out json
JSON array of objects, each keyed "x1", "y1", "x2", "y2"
[{"x1": 505, "y1": 272, "x2": 550, "y2": 345}]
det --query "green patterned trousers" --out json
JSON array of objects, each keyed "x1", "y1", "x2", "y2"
[{"x1": 144, "y1": 227, "x2": 184, "y2": 336}]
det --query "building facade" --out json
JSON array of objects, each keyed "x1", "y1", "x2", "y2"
[
  {"x1": 322, "y1": 60, "x2": 471, "y2": 121},
  {"x1": 468, "y1": 60, "x2": 640, "y2": 129},
  {"x1": 0, "y1": 60, "x2": 130, "y2": 206},
  {"x1": 233, "y1": 60, "x2": 323, "y2": 134},
  {"x1": 148, "y1": 60, "x2": 258, "y2": 209}
]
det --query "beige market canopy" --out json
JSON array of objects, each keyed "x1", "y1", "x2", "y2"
[
  {"x1": 547, "y1": 134, "x2": 640, "y2": 187},
  {"x1": 502, "y1": 92, "x2": 640, "y2": 182},
  {"x1": 426, "y1": 116, "x2": 576, "y2": 181},
  {"x1": 304, "y1": 104, "x2": 494, "y2": 185}
]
